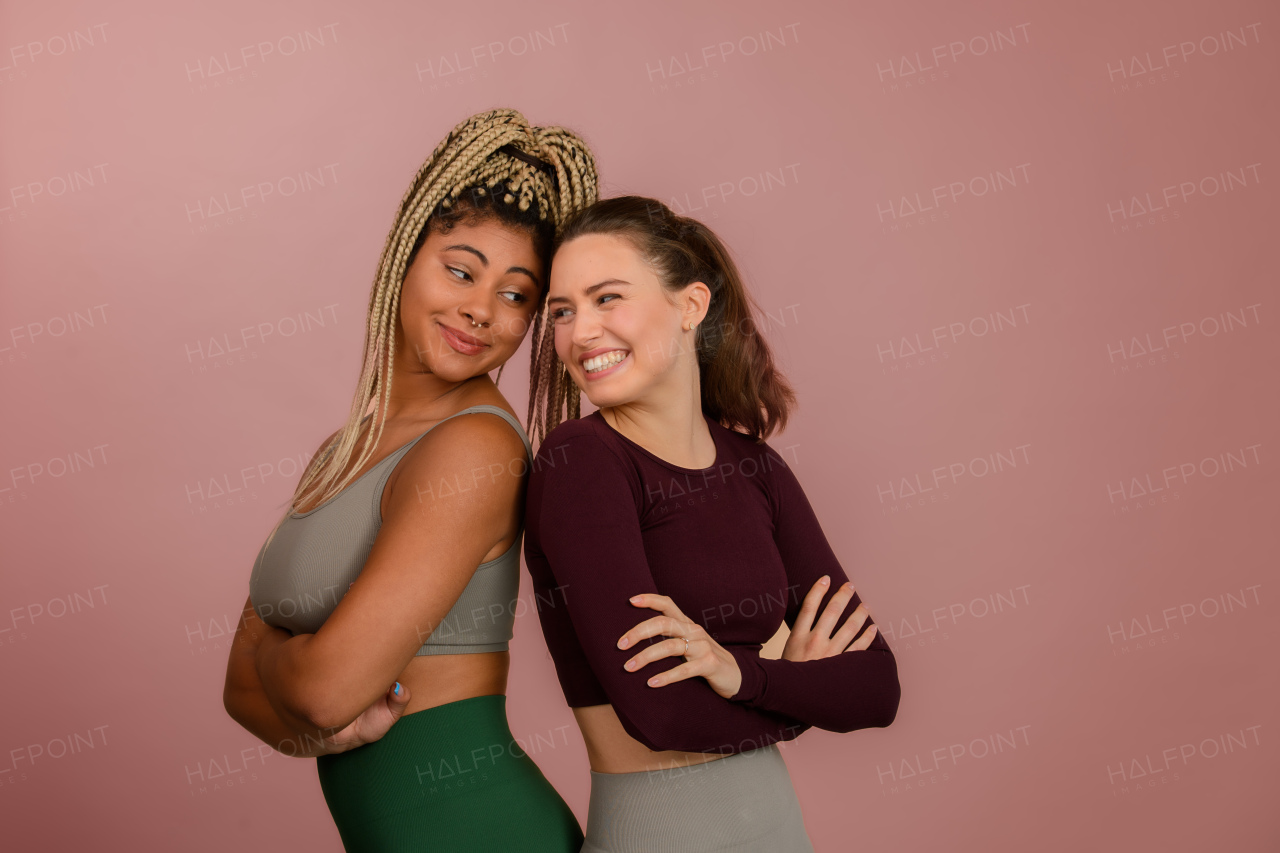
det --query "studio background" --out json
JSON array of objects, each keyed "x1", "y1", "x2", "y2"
[{"x1": 1, "y1": 0, "x2": 1276, "y2": 850}]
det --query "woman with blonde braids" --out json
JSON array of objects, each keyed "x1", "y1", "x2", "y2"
[
  {"x1": 222, "y1": 108, "x2": 599, "y2": 852},
  {"x1": 523, "y1": 196, "x2": 900, "y2": 851}
]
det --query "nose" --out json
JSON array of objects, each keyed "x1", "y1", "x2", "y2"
[
  {"x1": 460, "y1": 294, "x2": 495, "y2": 330},
  {"x1": 569, "y1": 305, "x2": 601, "y2": 351}
]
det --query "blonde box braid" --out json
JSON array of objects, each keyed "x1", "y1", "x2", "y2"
[{"x1": 269, "y1": 109, "x2": 597, "y2": 546}]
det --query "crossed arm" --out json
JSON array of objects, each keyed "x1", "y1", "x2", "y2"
[
  {"x1": 223, "y1": 414, "x2": 528, "y2": 743},
  {"x1": 223, "y1": 594, "x2": 353, "y2": 757},
  {"x1": 532, "y1": 432, "x2": 900, "y2": 755},
  {"x1": 722, "y1": 444, "x2": 900, "y2": 732}
]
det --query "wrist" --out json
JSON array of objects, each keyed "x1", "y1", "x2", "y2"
[
  {"x1": 316, "y1": 736, "x2": 354, "y2": 756},
  {"x1": 725, "y1": 646, "x2": 766, "y2": 703}
]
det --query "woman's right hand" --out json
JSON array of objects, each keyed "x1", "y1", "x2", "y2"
[
  {"x1": 320, "y1": 681, "x2": 412, "y2": 754},
  {"x1": 781, "y1": 576, "x2": 879, "y2": 663}
]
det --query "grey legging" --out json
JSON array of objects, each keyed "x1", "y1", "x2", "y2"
[{"x1": 579, "y1": 744, "x2": 815, "y2": 853}]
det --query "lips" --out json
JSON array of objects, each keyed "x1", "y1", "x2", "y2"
[
  {"x1": 580, "y1": 348, "x2": 630, "y2": 379},
  {"x1": 438, "y1": 322, "x2": 489, "y2": 354},
  {"x1": 578, "y1": 346, "x2": 628, "y2": 364}
]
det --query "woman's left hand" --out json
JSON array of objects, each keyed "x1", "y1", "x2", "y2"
[
  {"x1": 320, "y1": 681, "x2": 413, "y2": 754},
  {"x1": 617, "y1": 593, "x2": 742, "y2": 699}
]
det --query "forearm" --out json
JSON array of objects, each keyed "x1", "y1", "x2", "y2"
[
  {"x1": 728, "y1": 634, "x2": 901, "y2": 732},
  {"x1": 225, "y1": 631, "x2": 341, "y2": 757},
  {"x1": 253, "y1": 628, "x2": 337, "y2": 730},
  {"x1": 757, "y1": 444, "x2": 903, "y2": 732},
  {"x1": 224, "y1": 681, "x2": 343, "y2": 758},
  {"x1": 612, "y1": 679, "x2": 812, "y2": 754},
  {"x1": 538, "y1": 599, "x2": 813, "y2": 754}
]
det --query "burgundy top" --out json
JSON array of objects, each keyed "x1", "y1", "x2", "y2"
[{"x1": 523, "y1": 410, "x2": 900, "y2": 755}]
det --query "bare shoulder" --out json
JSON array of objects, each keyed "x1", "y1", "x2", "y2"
[
  {"x1": 387, "y1": 409, "x2": 529, "y2": 510},
  {"x1": 425, "y1": 407, "x2": 528, "y2": 462}
]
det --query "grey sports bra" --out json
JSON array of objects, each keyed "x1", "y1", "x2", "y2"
[{"x1": 248, "y1": 405, "x2": 530, "y2": 655}]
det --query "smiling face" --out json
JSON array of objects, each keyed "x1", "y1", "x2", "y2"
[
  {"x1": 547, "y1": 232, "x2": 708, "y2": 409},
  {"x1": 396, "y1": 217, "x2": 544, "y2": 384}
]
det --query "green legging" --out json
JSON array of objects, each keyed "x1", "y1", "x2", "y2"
[{"x1": 316, "y1": 694, "x2": 583, "y2": 852}]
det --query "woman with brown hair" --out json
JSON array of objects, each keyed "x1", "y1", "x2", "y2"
[
  {"x1": 222, "y1": 109, "x2": 598, "y2": 851},
  {"x1": 523, "y1": 196, "x2": 901, "y2": 851}
]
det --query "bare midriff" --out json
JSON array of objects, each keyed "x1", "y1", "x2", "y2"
[
  {"x1": 393, "y1": 651, "x2": 510, "y2": 715},
  {"x1": 572, "y1": 705, "x2": 729, "y2": 774}
]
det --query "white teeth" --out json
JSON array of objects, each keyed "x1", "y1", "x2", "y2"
[{"x1": 584, "y1": 350, "x2": 628, "y2": 373}]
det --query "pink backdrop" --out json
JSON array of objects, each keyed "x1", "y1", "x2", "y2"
[{"x1": 1, "y1": 0, "x2": 1276, "y2": 850}]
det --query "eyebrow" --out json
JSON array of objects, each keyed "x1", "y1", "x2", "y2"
[
  {"x1": 547, "y1": 279, "x2": 632, "y2": 307},
  {"x1": 443, "y1": 244, "x2": 540, "y2": 288}
]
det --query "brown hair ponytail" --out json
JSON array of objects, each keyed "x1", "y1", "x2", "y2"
[{"x1": 529, "y1": 196, "x2": 796, "y2": 446}]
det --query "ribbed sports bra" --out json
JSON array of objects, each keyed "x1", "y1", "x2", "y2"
[{"x1": 248, "y1": 404, "x2": 531, "y2": 655}]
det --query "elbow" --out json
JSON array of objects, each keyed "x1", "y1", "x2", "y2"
[
  {"x1": 830, "y1": 696, "x2": 899, "y2": 734},
  {"x1": 267, "y1": 645, "x2": 354, "y2": 731},
  {"x1": 875, "y1": 684, "x2": 901, "y2": 729},
  {"x1": 832, "y1": 657, "x2": 901, "y2": 733},
  {"x1": 868, "y1": 660, "x2": 902, "y2": 730},
  {"x1": 221, "y1": 666, "x2": 330, "y2": 732},
  {"x1": 288, "y1": 666, "x2": 382, "y2": 733},
  {"x1": 256, "y1": 670, "x2": 349, "y2": 733},
  {"x1": 289, "y1": 687, "x2": 353, "y2": 733},
  {"x1": 222, "y1": 666, "x2": 260, "y2": 730},
  {"x1": 222, "y1": 685, "x2": 247, "y2": 728}
]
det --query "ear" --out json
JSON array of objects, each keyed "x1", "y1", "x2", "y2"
[{"x1": 681, "y1": 281, "x2": 711, "y2": 330}]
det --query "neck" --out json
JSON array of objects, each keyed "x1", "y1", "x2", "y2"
[
  {"x1": 377, "y1": 350, "x2": 495, "y2": 424},
  {"x1": 599, "y1": 363, "x2": 710, "y2": 468}
]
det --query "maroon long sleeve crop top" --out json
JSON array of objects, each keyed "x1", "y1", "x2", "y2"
[{"x1": 523, "y1": 409, "x2": 900, "y2": 755}]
